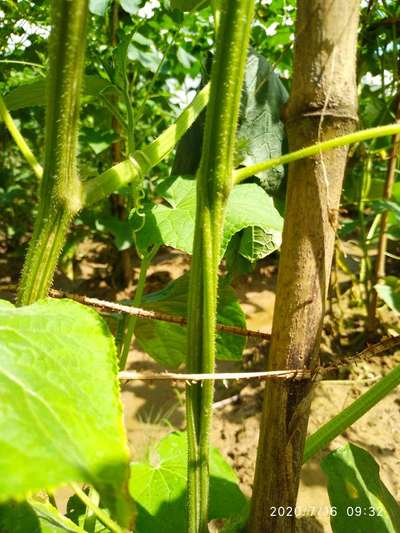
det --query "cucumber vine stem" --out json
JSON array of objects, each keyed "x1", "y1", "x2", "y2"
[
  {"x1": 233, "y1": 123, "x2": 400, "y2": 183},
  {"x1": 118, "y1": 245, "x2": 159, "y2": 370},
  {"x1": 70, "y1": 483, "x2": 123, "y2": 533},
  {"x1": 0, "y1": 93, "x2": 43, "y2": 180},
  {"x1": 185, "y1": 1, "x2": 254, "y2": 531},
  {"x1": 17, "y1": 0, "x2": 89, "y2": 306}
]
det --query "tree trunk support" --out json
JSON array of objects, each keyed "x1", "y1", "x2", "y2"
[{"x1": 248, "y1": 1, "x2": 360, "y2": 531}]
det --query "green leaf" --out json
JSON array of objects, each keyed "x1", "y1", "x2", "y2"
[
  {"x1": 129, "y1": 432, "x2": 248, "y2": 532},
  {"x1": 127, "y1": 34, "x2": 161, "y2": 73},
  {"x1": 89, "y1": 0, "x2": 110, "y2": 16},
  {"x1": 375, "y1": 276, "x2": 400, "y2": 313},
  {"x1": 238, "y1": 226, "x2": 279, "y2": 262},
  {"x1": 0, "y1": 299, "x2": 133, "y2": 528},
  {"x1": 372, "y1": 199, "x2": 400, "y2": 220},
  {"x1": 135, "y1": 274, "x2": 246, "y2": 368},
  {"x1": 29, "y1": 499, "x2": 87, "y2": 532},
  {"x1": 321, "y1": 443, "x2": 400, "y2": 533},
  {"x1": 236, "y1": 50, "x2": 288, "y2": 194},
  {"x1": 120, "y1": 0, "x2": 141, "y2": 14},
  {"x1": 95, "y1": 215, "x2": 135, "y2": 251},
  {"x1": 392, "y1": 182, "x2": 400, "y2": 204},
  {"x1": 172, "y1": 51, "x2": 288, "y2": 195},
  {"x1": 177, "y1": 46, "x2": 197, "y2": 69},
  {"x1": 171, "y1": 0, "x2": 209, "y2": 11},
  {"x1": 136, "y1": 177, "x2": 283, "y2": 258},
  {"x1": 80, "y1": 127, "x2": 118, "y2": 155},
  {"x1": 4, "y1": 76, "x2": 114, "y2": 111}
]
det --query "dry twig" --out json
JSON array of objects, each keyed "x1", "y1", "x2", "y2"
[{"x1": 0, "y1": 284, "x2": 271, "y2": 341}]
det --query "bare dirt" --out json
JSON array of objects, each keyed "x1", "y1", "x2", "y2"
[{"x1": 1, "y1": 240, "x2": 399, "y2": 532}]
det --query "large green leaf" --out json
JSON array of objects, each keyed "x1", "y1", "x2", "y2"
[
  {"x1": 236, "y1": 49, "x2": 288, "y2": 194},
  {"x1": 135, "y1": 274, "x2": 246, "y2": 368},
  {"x1": 136, "y1": 177, "x2": 283, "y2": 258},
  {"x1": 0, "y1": 299, "x2": 133, "y2": 527},
  {"x1": 375, "y1": 276, "x2": 400, "y2": 314},
  {"x1": 3, "y1": 76, "x2": 114, "y2": 111},
  {"x1": 321, "y1": 443, "x2": 400, "y2": 533},
  {"x1": 129, "y1": 432, "x2": 248, "y2": 532},
  {"x1": 172, "y1": 50, "x2": 288, "y2": 195}
]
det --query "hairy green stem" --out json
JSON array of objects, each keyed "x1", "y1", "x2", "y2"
[
  {"x1": 84, "y1": 120, "x2": 400, "y2": 208},
  {"x1": 0, "y1": 93, "x2": 43, "y2": 180},
  {"x1": 304, "y1": 364, "x2": 400, "y2": 463},
  {"x1": 118, "y1": 245, "x2": 159, "y2": 370},
  {"x1": 82, "y1": 83, "x2": 210, "y2": 206},
  {"x1": 17, "y1": 0, "x2": 89, "y2": 306},
  {"x1": 234, "y1": 123, "x2": 400, "y2": 183},
  {"x1": 185, "y1": 2, "x2": 254, "y2": 531}
]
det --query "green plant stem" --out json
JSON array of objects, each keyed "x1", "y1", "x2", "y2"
[
  {"x1": 0, "y1": 93, "x2": 43, "y2": 180},
  {"x1": 84, "y1": 120, "x2": 400, "y2": 208},
  {"x1": 234, "y1": 123, "x2": 400, "y2": 183},
  {"x1": 82, "y1": 82, "x2": 210, "y2": 206},
  {"x1": 185, "y1": 1, "x2": 254, "y2": 531},
  {"x1": 211, "y1": 0, "x2": 221, "y2": 31},
  {"x1": 118, "y1": 245, "x2": 158, "y2": 370},
  {"x1": 83, "y1": 486, "x2": 100, "y2": 533},
  {"x1": 304, "y1": 364, "x2": 400, "y2": 463},
  {"x1": 0, "y1": 59, "x2": 46, "y2": 69},
  {"x1": 358, "y1": 156, "x2": 372, "y2": 312},
  {"x1": 17, "y1": 0, "x2": 89, "y2": 306},
  {"x1": 71, "y1": 483, "x2": 123, "y2": 533},
  {"x1": 28, "y1": 498, "x2": 86, "y2": 533}
]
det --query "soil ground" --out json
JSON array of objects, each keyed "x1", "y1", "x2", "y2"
[{"x1": 1, "y1": 240, "x2": 399, "y2": 532}]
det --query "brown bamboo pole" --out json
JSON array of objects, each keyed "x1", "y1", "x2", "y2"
[{"x1": 248, "y1": 1, "x2": 360, "y2": 531}]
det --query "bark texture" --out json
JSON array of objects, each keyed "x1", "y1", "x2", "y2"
[{"x1": 248, "y1": 1, "x2": 360, "y2": 531}]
